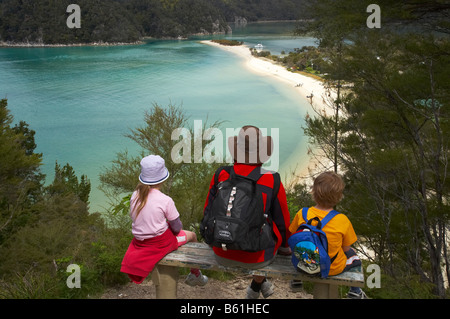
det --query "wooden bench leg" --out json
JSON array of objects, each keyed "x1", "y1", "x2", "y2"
[
  {"x1": 313, "y1": 283, "x2": 339, "y2": 299},
  {"x1": 152, "y1": 265, "x2": 179, "y2": 299}
]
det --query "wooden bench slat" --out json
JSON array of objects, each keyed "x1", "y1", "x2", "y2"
[{"x1": 159, "y1": 242, "x2": 365, "y2": 288}]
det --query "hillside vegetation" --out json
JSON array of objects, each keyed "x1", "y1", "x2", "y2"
[{"x1": 0, "y1": 0, "x2": 309, "y2": 44}]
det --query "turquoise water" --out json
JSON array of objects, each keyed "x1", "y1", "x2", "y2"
[{"x1": 0, "y1": 22, "x2": 317, "y2": 212}]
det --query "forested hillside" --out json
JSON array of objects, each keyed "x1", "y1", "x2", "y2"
[{"x1": 0, "y1": 0, "x2": 309, "y2": 45}]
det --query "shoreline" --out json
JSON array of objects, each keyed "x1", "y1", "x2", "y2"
[
  {"x1": 0, "y1": 40, "x2": 145, "y2": 48},
  {"x1": 200, "y1": 40, "x2": 336, "y2": 185}
]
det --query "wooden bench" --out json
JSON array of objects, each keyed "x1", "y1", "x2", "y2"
[{"x1": 154, "y1": 242, "x2": 364, "y2": 299}]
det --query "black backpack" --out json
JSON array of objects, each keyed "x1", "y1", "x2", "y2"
[{"x1": 200, "y1": 166, "x2": 280, "y2": 252}]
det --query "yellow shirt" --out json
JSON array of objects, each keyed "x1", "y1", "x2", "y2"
[{"x1": 289, "y1": 207, "x2": 357, "y2": 276}]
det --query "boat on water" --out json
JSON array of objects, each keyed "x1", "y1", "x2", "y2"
[{"x1": 254, "y1": 43, "x2": 264, "y2": 50}]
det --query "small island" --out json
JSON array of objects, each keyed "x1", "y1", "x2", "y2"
[{"x1": 211, "y1": 39, "x2": 243, "y2": 46}]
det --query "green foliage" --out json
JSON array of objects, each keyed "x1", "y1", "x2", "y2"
[
  {"x1": 0, "y1": 99, "x2": 133, "y2": 298},
  {"x1": 254, "y1": 50, "x2": 271, "y2": 58},
  {"x1": 0, "y1": 0, "x2": 310, "y2": 44},
  {"x1": 0, "y1": 189, "x2": 130, "y2": 298},
  {"x1": 360, "y1": 257, "x2": 439, "y2": 299},
  {"x1": 211, "y1": 39, "x2": 243, "y2": 46},
  {"x1": 0, "y1": 0, "x2": 141, "y2": 44},
  {"x1": 89, "y1": 227, "x2": 132, "y2": 286},
  {"x1": 210, "y1": 0, "x2": 309, "y2": 22},
  {"x1": 0, "y1": 99, "x2": 44, "y2": 244},
  {"x1": 285, "y1": 182, "x2": 315, "y2": 219},
  {"x1": 101, "y1": 103, "x2": 222, "y2": 230},
  {"x1": 298, "y1": 1, "x2": 450, "y2": 298},
  {"x1": 47, "y1": 162, "x2": 91, "y2": 204},
  {"x1": 368, "y1": 273, "x2": 437, "y2": 299},
  {"x1": 0, "y1": 269, "x2": 59, "y2": 299},
  {"x1": 281, "y1": 46, "x2": 326, "y2": 75},
  {"x1": 112, "y1": 194, "x2": 132, "y2": 216}
]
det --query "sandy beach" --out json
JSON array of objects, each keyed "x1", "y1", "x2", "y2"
[{"x1": 200, "y1": 40, "x2": 336, "y2": 186}]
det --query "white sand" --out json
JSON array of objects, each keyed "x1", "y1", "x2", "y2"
[
  {"x1": 201, "y1": 40, "x2": 336, "y2": 115},
  {"x1": 200, "y1": 40, "x2": 336, "y2": 186}
]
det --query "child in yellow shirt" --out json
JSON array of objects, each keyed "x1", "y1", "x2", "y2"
[{"x1": 289, "y1": 171, "x2": 367, "y2": 299}]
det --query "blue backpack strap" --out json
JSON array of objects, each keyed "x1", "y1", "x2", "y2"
[
  {"x1": 301, "y1": 207, "x2": 309, "y2": 223},
  {"x1": 299, "y1": 207, "x2": 340, "y2": 230},
  {"x1": 320, "y1": 210, "x2": 340, "y2": 228},
  {"x1": 322, "y1": 210, "x2": 341, "y2": 264}
]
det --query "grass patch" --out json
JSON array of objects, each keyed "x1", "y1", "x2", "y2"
[{"x1": 295, "y1": 70, "x2": 324, "y2": 81}]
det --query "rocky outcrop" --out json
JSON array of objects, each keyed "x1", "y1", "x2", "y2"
[{"x1": 234, "y1": 16, "x2": 248, "y2": 27}]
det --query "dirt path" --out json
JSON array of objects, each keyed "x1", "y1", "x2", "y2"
[{"x1": 101, "y1": 275, "x2": 313, "y2": 299}]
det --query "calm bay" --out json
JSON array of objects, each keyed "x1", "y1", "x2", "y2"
[{"x1": 0, "y1": 22, "x2": 317, "y2": 212}]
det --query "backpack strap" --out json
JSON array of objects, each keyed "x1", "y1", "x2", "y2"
[
  {"x1": 301, "y1": 207, "x2": 340, "y2": 230},
  {"x1": 248, "y1": 166, "x2": 262, "y2": 180},
  {"x1": 301, "y1": 207, "x2": 340, "y2": 264},
  {"x1": 267, "y1": 171, "x2": 281, "y2": 224},
  {"x1": 237, "y1": 165, "x2": 263, "y2": 182},
  {"x1": 214, "y1": 166, "x2": 232, "y2": 186},
  {"x1": 321, "y1": 210, "x2": 340, "y2": 228},
  {"x1": 301, "y1": 207, "x2": 309, "y2": 224},
  {"x1": 271, "y1": 172, "x2": 280, "y2": 201},
  {"x1": 250, "y1": 167, "x2": 281, "y2": 216},
  {"x1": 321, "y1": 210, "x2": 341, "y2": 265}
]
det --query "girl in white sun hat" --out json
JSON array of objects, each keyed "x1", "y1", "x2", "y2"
[{"x1": 121, "y1": 155, "x2": 208, "y2": 287}]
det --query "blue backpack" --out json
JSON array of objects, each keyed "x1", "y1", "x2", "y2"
[{"x1": 288, "y1": 207, "x2": 340, "y2": 278}]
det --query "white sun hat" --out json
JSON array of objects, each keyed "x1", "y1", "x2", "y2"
[{"x1": 138, "y1": 155, "x2": 170, "y2": 185}]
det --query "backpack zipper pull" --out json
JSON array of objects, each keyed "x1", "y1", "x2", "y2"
[{"x1": 226, "y1": 187, "x2": 237, "y2": 217}]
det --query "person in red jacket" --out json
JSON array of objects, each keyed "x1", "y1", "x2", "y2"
[{"x1": 202, "y1": 125, "x2": 291, "y2": 299}]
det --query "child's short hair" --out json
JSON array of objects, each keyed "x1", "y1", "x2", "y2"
[{"x1": 311, "y1": 171, "x2": 345, "y2": 208}]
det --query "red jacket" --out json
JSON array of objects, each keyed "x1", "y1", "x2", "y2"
[{"x1": 203, "y1": 163, "x2": 291, "y2": 263}]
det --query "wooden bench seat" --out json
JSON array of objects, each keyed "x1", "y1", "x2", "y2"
[{"x1": 155, "y1": 242, "x2": 364, "y2": 299}]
